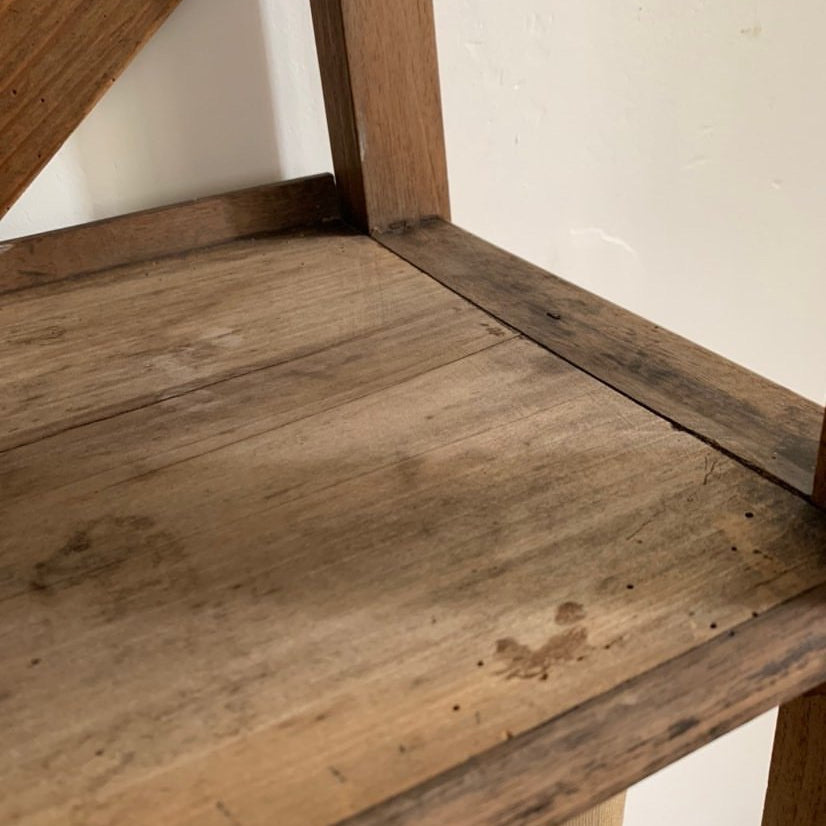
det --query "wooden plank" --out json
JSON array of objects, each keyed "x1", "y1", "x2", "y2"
[
  {"x1": 762, "y1": 684, "x2": 826, "y2": 826},
  {"x1": 564, "y1": 797, "x2": 626, "y2": 826},
  {"x1": 2, "y1": 239, "x2": 826, "y2": 824},
  {"x1": 310, "y1": 0, "x2": 450, "y2": 232},
  {"x1": 0, "y1": 225, "x2": 490, "y2": 452},
  {"x1": 814, "y1": 412, "x2": 826, "y2": 508},
  {"x1": 0, "y1": 176, "x2": 340, "y2": 293},
  {"x1": 378, "y1": 219, "x2": 824, "y2": 499},
  {"x1": 336, "y1": 585, "x2": 826, "y2": 826},
  {"x1": 0, "y1": 0, "x2": 183, "y2": 216}
]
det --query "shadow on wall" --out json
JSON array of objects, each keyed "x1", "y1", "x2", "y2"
[{"x1": 73, "y1": 0, "x2": 281, "y2": 218}]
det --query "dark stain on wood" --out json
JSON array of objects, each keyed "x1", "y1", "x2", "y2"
[
  {"x1": 555, "y1": 601, "x2": 586, "y2": 625},
  {"x1": 28, "y1": 515, "x2": 194, "y2": 621},
  {"x1": 495, "y1": 627, "x2": 589, "y2": 680},
  {"x1": 667, "y1": 717, "x2": 699, "y2": 740}
]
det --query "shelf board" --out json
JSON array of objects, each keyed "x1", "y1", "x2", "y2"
[{"x1": 2, "y1": 221, "x2": 825, "y2": 826}]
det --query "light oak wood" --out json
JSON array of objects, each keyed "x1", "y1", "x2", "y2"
[
  {"x1": 311, "y1": 0, "x2": 450, "y2": 231},
  {"x1": 378, "y1": 219, "x2": 824, "y2": 500},
  {"x1": 0, "y1": 175, "x2": 339, "y2": 293},
  {"x1": 762, "y1": 685, "x2": 826, "y2": 826},
  {"x1": 2, "y1": 229, "x2": 826, "y2": 826},
  {"x1": 0, "y1": 0, "x2": 182, "y2": 216},
  {"x1": 814, "y1": 413, "x2": 826, "y2": 508},
  {"x1": 563, "y1": 796, "x2": 626, "y2": 826}
]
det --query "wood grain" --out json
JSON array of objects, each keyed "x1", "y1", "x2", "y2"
[
  {"x1": 311, "y1": 0, "x2": 450, "y2": 231},
  {"x1": 814, "y1": 412, "x2": 826, "y2": 508},
  {"x1": 337, "y1": 585, "x2": 826, "y2": 826},
  {"x1": 762, "y1": 684, "x2": 826, "y2": 826},
  {"x1": 2, "y1": 231, "x2": 826, "y2": 826},
  {"x1": 378, "y1": 219, "x2": 824, "y2": 499},
  {"x1": 0, "y1": 0, "x2": 182, "y2": 216},
  {"x1": 0, "y1": 224, "x2": 491, "y2": 452},
  {"x1": 563, "y1": 796, "x2": 626, "y2": 826},
  {"x1": 0, "y1": 176, "x2": 340, "y2": 293}
]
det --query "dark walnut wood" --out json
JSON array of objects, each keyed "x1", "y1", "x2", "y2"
[
  {"x1": 2, "y1": 228, "x2": 826, "y2": 826},
  {"x1": 0, "y1": 175, "x2": 339, "y2": 294},
  {"x1": 762, "y1": 684, "x2": 826, "y2": 826},
  {"x1": 310, "y1": 0, "x2": 450, "y2": 232},
  {"x1": 0, "y1": 0, "x2": 183, "y2": 216},
  {"x1": 378, "y1": 219, "x2": 824, "y2": 501},
  {"x1": 814, "y1": 413, "x2": 826, "y2": 508}
]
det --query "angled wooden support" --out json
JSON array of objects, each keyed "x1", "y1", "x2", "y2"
[
  {"x1": 814, "y1": 412, "x2": 826, "y2": 507},
  {"x1": 310, "y1": 0, "x2": 450, "y2": 232},
  {"x1": 0, "y1": 0, "x2": 183, "y2": 216},
  {"x1": 762, "y1": 684, "x2": 826, "y2": 826}
]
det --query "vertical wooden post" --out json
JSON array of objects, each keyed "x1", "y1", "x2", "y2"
[
  {"x1": 563, "y1": 794, "x2": 626, "y2": 826},
  {"x1": 310, "y1": 0, "x2": 450, "y2": 233},
  {"x1": 762, "y1": 685, "x2": 826, "y2": 826},
  {"x1": 813, "y1": 411, "x2": 826, "y2": 508}
]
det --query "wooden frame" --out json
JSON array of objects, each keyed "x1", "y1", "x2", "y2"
[
  {"x1": 310, "y1": 0, "x2": 450, "y2": 232},
  {"x1": 1, "y1": 3, "x2": 825, "y2": 826},
  {"x1": 814, "y1": 413, "x2": 826, "y2": 507},
  {"x1": 0, "y1": 0, "x2": 184, "y2": 217}
]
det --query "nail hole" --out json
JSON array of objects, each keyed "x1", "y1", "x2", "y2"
[
  {"x1": 626, "y1": 584, "x2": 635, "y2": 590},
  {"x1": 745, "y1": 512, "x2": 754, "y2": 519},
  {"x1": 452, "y1": 704, "x2": 460, "y2": 712},
  {"x1": 710, "y1": 622, "x2": 718, "y2": 629}
]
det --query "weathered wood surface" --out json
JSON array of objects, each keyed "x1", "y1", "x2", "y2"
[
  {"x1": 0, "y1": 223, "x2": 467, "y2": 452},
  {"x1": 311, "y1": 0, "x2": 450, "y2": 231},
  {"x1": 0, "y1": 0, "x2": 182, "y2": 216},
  {"x1": 762, "y1": 684, "x2": 826, "y2": 826},
  {"x1": 814, "y1": 413, "x2": 826, "y2": 508},
  {"x1": 0, "y1": 175, "x2": 340, "y2": 293},
  {"x1": 378, "y1": 220, "x2": 824, "y2": 500},
  {"x1": 2, "y1": 231, "x2": 825, "y2": 826}
]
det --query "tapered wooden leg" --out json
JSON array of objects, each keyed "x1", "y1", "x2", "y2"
[
  {"x1": 762, "y1": 685, "x2": 826, "y2": 826},
  {"x1": 563, "y1": 794, "x2": 626, "y2": 826}
]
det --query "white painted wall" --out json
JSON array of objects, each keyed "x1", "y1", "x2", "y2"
[{"x1": 2, "y1": 2, "x2": 821, "y2": 822}]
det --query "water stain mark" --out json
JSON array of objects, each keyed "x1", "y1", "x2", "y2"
[
  {"x1": 29, "y1": 514, "x2": 196, "y2": 621},
  {"x1": 495, "y1": 626, "x2": 589, "y2": 679},
  {"x1": 555, "y1": 601, "x2": 586, "y2": 625}
]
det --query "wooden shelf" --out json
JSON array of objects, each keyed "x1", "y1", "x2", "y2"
[{"x1": 2, "y1": 199, "x2": 825, "y2": 826}]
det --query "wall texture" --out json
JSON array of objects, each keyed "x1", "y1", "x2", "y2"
[{"x1": 1, "y1": 3, "x2": 822, "y2": 822}]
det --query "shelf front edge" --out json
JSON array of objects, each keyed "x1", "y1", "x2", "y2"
[{"x1": 336, "y1": 583, "x2": 826, "y2": 826}]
